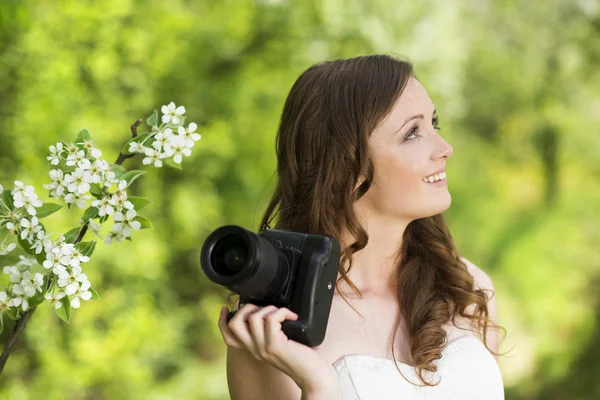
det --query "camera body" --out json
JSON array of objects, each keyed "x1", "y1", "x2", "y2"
[{"x1": 200, "y1": 225, "x2": 341, "y2": 347}]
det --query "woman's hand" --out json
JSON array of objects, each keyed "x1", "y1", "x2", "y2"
[{"x1": 218, "y1": 303, "x2": 338, "y2": 393}]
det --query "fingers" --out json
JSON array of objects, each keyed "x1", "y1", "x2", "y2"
[
  {"x1": 223, "y1": 303, "x2": 262, "y2": 354},
  {"x1": 218, "y1": 303, "x2": 299, "y2": 362},
  {"x1": 218, "y1": 306, "x2": 242, "y2": 348},
  {"x1": 264, "y1": 308, "x2": 298, "y2": 355},
  {"x1": 247, "y1": 305, "x2": 280, "y2": 357}
]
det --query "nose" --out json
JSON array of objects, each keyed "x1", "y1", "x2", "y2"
[{"x1": 439, "y1": 141, "x2": 453, "y2": 159}]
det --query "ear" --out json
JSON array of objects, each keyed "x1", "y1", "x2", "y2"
[{"x1": 354, "y1": 175, "x2": 366, "y2": 192}]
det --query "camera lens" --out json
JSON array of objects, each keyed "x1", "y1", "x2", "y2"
[
  {"x1": 212, "y1": 236, "x2": 248, "y2": 276},
  {"x1": 200, "y1": 225, "x2": 291, "y2": 299}
]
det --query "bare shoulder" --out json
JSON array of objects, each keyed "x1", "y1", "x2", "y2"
[
  {"x1": 459, "y1": 257, "x2": 500, "y2": 361},
  {"x1": 460, "y1": 257, "x2": 495, "y2": 294}
]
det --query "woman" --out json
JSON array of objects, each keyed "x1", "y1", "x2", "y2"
[{"x1": 217, "y1": 54, "x2": 507, "y2": 399}]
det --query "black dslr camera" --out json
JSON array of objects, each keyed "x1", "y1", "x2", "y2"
[{"x1": 200, "y1": 225, "x2": 341, "y2": 347}]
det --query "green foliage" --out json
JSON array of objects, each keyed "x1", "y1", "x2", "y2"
[
  {"x1": 127, "y1": 196, "x2": 152, "y2": 211},
  {"x1": 35, "y1": 203, "x2": 63, "y2": 219},
  {"x1": 119, "y1": 170, "x2": 146, "y2": 187},
  {"x1": 55, "y1": 296, "x2": 71, "y2": 324},
  {"x1": 0, "y1": 0, "x2": 598, "y2": 399}
]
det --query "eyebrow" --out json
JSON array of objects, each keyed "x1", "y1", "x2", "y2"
[{"x1": 395, "y1": 109, "x2": 437, "y2": 133}]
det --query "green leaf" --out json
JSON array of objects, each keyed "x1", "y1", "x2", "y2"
[
  {"x1": 29, "y1": 290, "x2": 45, "y2": 308},
  {"x1": 82, "y1": 206, "x2": 99, "y2": 222},
  {"x1": 36, "y1": 203, "x2": 63, "y2": 219},
  {"x1": 122, "y1": 132, "x2": 152, "y2": 155},
  {"x1": 89, "y1": 287, "x2": 100, "y2": 300},
  {"x1": 6, "y1": 307, "x2": 19, "y2": 320},
  {"x1": 18, "y1": 236, "x2": 34, "y2": 255},
  {"x1": 128, "y1": 197, "x2": 152, "y2": 212},
  {"x1": 63, "y1": 227, "x2": 81, "y2": 244},
  {"x1": 146, "y1": 109, "x2": 158, "y2": 127},
  {"x1": 56, "y1": 296, "x2": 71, "y2": 324},
  {"x1": 163, "y1": 157, "x2": 183, "y2": 170},
  {"x1": 133, "y1": 215, "x2": 152, "y2": 230},
  {"x1": 1, "y1": 189, "x2": 13, "y2": 210},
  {"x1": 0, "y1": 312, "x2": 3, "y2": 334},
  {"x1": 110, "y1": 164, "x2": 128, "y2": 179},
  {"x1": 76, "y1": 129, "x2": 93, "y2": 144},
  {"x1": 75, "y1": 241, "x2": 96, "y2": 257},
  {"x1": 119, "y1": 170, "x2": 146, "y2": 187},
  {"x1": 99, "y1": 214, "x2": 109, "y2": 224},
  {"x1": 125, "y1": 236, "x2": 133, "y2": 241},
  {"x1": 90, "y1": 183, "x2": 104, "y2": 198}
]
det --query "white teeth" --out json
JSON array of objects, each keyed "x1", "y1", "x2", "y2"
[{"x1": 423, "y1": 171, "x2": 446, "y2": 183}]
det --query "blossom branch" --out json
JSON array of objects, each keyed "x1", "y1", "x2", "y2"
[
  {"x1": 0, "y1": 101, "x2": 201, "y2": 376},
  {"x1": 1, "y1": 117, "x2": 144, "y2": 374}
]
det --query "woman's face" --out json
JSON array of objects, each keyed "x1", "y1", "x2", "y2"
[{"x1": 357, "y1": 76, "x2": 454, "y2": 221}]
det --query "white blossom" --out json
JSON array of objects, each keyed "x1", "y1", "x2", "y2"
[
  {"x1": 79, "y1": 139, "x2": 102, "y2": 159},
  {"x1": 44, "y1": 291, "x2": 66, "y2": 309},
  {"x1": 177, "y1": 122, "x2": 201, "y2": 148},
  {"x1": 16, "y1": 271, "x2": 44, "y2": 297},
  {"x1": 64, "y1": 192, "x2": 92, "y2": 209},
  {"x1": 66, "y1": 149, "x2": 87, "y2": 167},
  {"x1": 0, "y1": 242, "x2": 17, "y2": 255},
  {"x1": 65, "y1": 142, "x2": 80, "y2": 157},
  {"x1": 9, "y1": 295, "x2": 29, "y2": 311},
  {"x1": 67, "y1": 247, "x2": 90, "y2": 268},
  {"x1": 16, "y1": 255, "x2": 36, "y2": 268},
  {"x1": 58, "y1": 266, "x2": 90, "y2": 296},
  {"x1": 142, "y1": 147, "x2": 166, "y2": 168},
  {"x1": 31, "y1": 229, "x2": 53, "y2": 254},
  {"x1": 0, "y1": 291, "x2": 10, "y2": 311},
  {"x1": 12, "y1": 181, "x2": 27, "y2": 200},
  {"x1": 86, "y1": 160, "x2": 106, "y2": 184},
  {"x1": 112, "y1": 208, "x2": 141, "y2": 238},
  {"x1": 20, "y1": 216, "x2": 42, "y2": 242},
  {"x1": 92, "y1": 198, "x2": 114, "y2": 217},
  {"x1": 64, "y1": 169, "x2": 92, "y2": 195},
  {"x1": 3, "y1": 265, "x2": 22, "y2": 283},
  {"x1": 43, "y1": 169, "x2": 66, "y2": 199},
  {"x1": 161, "y1": 101, "x2": 186, "y2": 125},
  {"x1": 70, "y1": 284, "x2": 92, "y2": 309},
  {"x1": 47, "y1": 142, "x2": 64, "y2": 165},
  {"x1": 128, "y1": 142, "x2": 145, "y2": 154},
  {"x1": 5, "y1": 221, "x2": 19, "y2": 236},
  {"x1": 43, "y1": 249, "x2": 67, "y2": 275},
  {"x1": 164, "y1": 135, "x2": 192, "y2": 164},
  {"x1": 13, "y1": 183, "x2": 43, "y2": 216},
  {"x1": 104, "y1": 231, "x2": 126, "y2": 245},
  {"x1": 152, "y1": 128, "x2": 174, "y2": 152}
]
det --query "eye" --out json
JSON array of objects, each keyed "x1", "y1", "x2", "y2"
[
  {"x1": 433, "y1": 115, "x2": 442, "y2": 131},
  {"x1": 404, "y1": 125, "x2": 420, "y2": 141}
]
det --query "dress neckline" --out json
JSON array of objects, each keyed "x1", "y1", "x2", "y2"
[{"x1": 332, "y1": 334, "x2": 480, "y2": 369}]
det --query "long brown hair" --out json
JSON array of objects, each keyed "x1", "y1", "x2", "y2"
[{"x1": 256, "y1": 54, "x2": 507, "y2": 386}]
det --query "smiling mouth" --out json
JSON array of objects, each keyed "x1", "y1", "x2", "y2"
[{"x1": 422, "y1": 171, "x2": 446, "y2": 183}]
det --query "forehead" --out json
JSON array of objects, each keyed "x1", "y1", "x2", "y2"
[{"x1": 376, "y1": 77, "x2": 434, "y2": 133}]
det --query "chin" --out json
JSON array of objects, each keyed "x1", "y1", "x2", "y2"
[{"x1": 416, "y1": 194, "x2": 452, "y2": 219}]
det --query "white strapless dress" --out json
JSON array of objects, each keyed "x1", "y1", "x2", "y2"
[{"x1": 333, "y1": 335, "x2": 504, "y2": 400}]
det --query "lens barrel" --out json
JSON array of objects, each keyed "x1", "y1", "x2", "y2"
[{"x1": 200, "y1": 225, "x2": 290, "y2": 298}]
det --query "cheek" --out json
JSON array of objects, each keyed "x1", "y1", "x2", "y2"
[{"x1": 372, "y1": 153, "x2": 423, "y2": 205}]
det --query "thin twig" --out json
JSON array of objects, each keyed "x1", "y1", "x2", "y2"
[{"x1": 0, "y1": 117, "x2": 143, "y2": 375}]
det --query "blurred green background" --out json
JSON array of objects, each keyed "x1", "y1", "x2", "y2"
[{"x1": 0, "y1": 0, "x2": 599, "y2": 399}]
